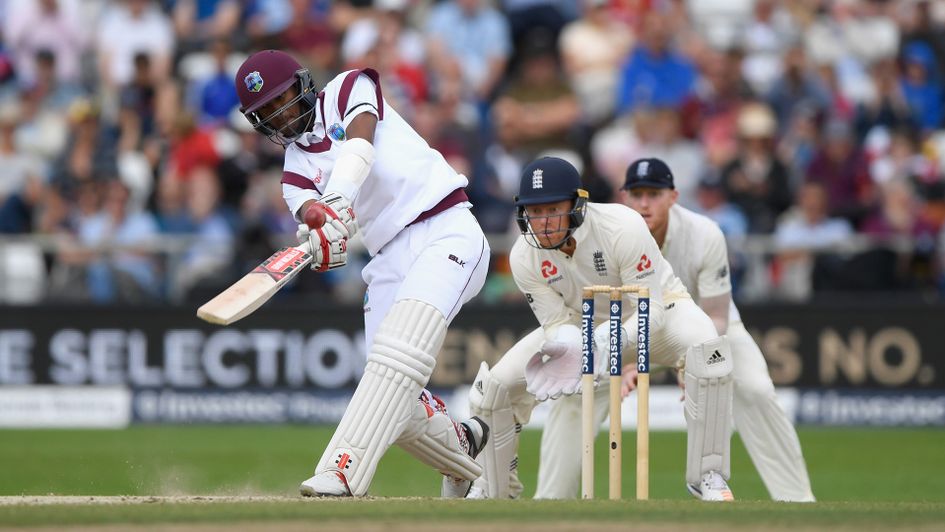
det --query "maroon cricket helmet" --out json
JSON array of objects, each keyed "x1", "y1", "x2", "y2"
[{"x1": 235, "y1": 50, "x2": 318, "y2": 146}]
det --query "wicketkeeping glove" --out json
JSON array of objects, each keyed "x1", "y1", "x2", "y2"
[{"x1": 524, "y1": 324, "x2": 584, "y2": 401}]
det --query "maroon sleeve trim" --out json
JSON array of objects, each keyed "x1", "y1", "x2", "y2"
[
  {"x1": 281, "y1": 171, "x2": 322, "y2": 193},
  {"x1": 337, "y1": 69, "x2": 384, "y2": 121}
]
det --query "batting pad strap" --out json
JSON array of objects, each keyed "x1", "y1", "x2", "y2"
[
  {"x1": 324, "y1": 137, "x2": 375, "y2": 203},
  {"x1": 468, "y1": 361, "x2": 518, "y2": 498},
  {"x1": 684, "y1": 336, "x2": 734, "y2": 484},
  {"x1": 396, "y1": 399, "x2": 482, "y2": 481},
  {"x1": 367, "y1": 299, "x2": 446, "y2": 385}
]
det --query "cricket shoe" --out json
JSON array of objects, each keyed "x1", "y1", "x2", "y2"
[
  {"x1": 441, "y1": 416, "x2": 490, "y2": 498},
  {"x1": 466, "y1": 456, "x2": 523, "y2": 499},
  {"x1": 687, "y1": 471, "x2": 735, "y2": 502},
  {"x1": 299, "y1": 469, "x2": 352, "y2": 497}
]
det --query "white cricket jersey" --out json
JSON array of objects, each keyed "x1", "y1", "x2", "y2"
[
  {"x1": 660, "y1": 204, "x2": 742, "y2": 323},
  {"x1": 280, "y1": 69, "x2": 469, "y2": 256},
  {"x1": 510, "y1": 202, "x2": 690, "y2": 334}
]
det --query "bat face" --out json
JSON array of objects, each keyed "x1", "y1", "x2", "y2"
[
  {"x1": 254, "y1": 246, "x2": 310, "y2": 281},
  {"x1": 197, "y1": 244, "x2": 313, "y2": 325}
]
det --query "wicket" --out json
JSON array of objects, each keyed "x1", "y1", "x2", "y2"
[{"x1": 581, "y1": 285, "x2": 650, "y2": 500}]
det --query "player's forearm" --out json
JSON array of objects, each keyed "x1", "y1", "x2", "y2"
[{"x1": 699, "y1": 293, "x2": 730, "y2": 335}]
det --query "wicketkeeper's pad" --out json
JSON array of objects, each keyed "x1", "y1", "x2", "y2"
[{"x1": 468, "y1": 361, "x2": 519, "y2": 498}]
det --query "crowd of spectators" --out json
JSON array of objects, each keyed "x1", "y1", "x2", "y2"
[{"x1": 0, "y1": 0, "x2": 944, "y2": 305}]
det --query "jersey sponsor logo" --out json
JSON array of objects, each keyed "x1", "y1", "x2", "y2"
[
  {"x1": 314, "y1": 168, "x2": 323, "y2": 184},
  {"x1": 244, "y1": 71, "x2": 264, "y2": 93},
  {"x1": 717, "y1": 265, "x2": 728, "y2": 279},
  {"x1": 255, "y1": 247, "x2": 310, "y2": 281},
  {"x1": 532, "y1": 168, "x2": 543, "y2": 189},
  {"x1": 636, "y1": 254, "x2": 652, "y2": 272},
  {"x1": 328, "y1": 123, "x2": 346, "y2": 141},
  {"x1": 540, "y1": 260, "x2": 558, "y2": 278},
  {"x1": 593, "y1": 250, "x2": 607, "y2": 276},
  {"x1": 448, "y1": 254, "x2": 466, "y2": 267}
]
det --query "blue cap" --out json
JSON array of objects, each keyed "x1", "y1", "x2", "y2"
[
  {"x1": 623, "y1": 158, "x2": 675, "y2": 190},
  {"x1": 514, "y1": 157, "x2": 583, "y2": 206}
]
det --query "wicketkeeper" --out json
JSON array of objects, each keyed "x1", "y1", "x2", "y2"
[
  {"x1": 468, "y1": 157, "x2": 735, "y2": 501},
  {"x1": 535, "y1": 158, "x2": 815, "y2": 501}
]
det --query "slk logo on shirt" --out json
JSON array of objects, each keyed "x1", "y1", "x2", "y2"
[
  {"x1": 636, "y1": 254, "x2": 652, "y2": 272},
  {"x1": 540, "y1": 260, "x2": 558, "y2": 278}
]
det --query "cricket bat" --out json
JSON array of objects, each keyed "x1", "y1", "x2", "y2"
[{"x1": 197, "y1": 242, "x2": 314, "y2": 325}]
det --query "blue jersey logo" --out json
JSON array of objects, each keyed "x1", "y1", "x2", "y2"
[{"x1": 328, "y1": 123, "x2": 346, "y2": 141}]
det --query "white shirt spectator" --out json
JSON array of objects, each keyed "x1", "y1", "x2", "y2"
[
  {"x1": 3, "y1": 0, "x2": 86, "y2": 86},
  {"x1": 97, "y1": 1, "x2": 174, "y2": 87},
  {"x1": 774, "y1": 213, "x2": 854, "y2": 251},
  {"x1": 426, "y1": 0, "x2": 511, "y2": 95}
]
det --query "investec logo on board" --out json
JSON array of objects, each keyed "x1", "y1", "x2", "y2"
[
  {"x1": 637, "y1": 298, "x2": 649, "y2": 373},
  {"x1": 581, "y1": 300, "x2": 592, "y2": 374},
  {"x1": 609, "y1": 301, "x2": 621, "y2": 375}
]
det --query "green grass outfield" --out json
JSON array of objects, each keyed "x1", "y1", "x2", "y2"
[{"x1": 0, "y1": 427, "x2": 943, "y2": 529}]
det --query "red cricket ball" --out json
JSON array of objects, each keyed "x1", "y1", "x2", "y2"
[{"x1": 304, "y1": 204, "x2": 327, "y2": 229}]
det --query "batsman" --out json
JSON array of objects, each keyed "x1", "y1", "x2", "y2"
[
  {"x1": 468, "y1": 157, "x2": 735, "y2": 501},
  {"x1": 234, "y1": 50, "x2": 490, "y2": 497}
]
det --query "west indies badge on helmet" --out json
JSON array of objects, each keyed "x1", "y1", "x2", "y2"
[
  {"x1": 235, "y1": 50, "x2": 318, "y2": 146},
  {"x1": 514, "y1": 157, "x2": 589, "y2": 249}
]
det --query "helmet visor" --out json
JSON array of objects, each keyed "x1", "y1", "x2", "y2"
[
  {"x1": 245, "y1": 75, "x2": 316, "y2": 146},
  {"x1": 517, "y1": 204, "x2": 576, "y2": 249}
]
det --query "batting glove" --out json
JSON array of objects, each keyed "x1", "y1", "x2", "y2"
[
  {"x1": 297, "y1": 222, "x2": 347, "y2": 272},
  {"x1": 312, "y1": 192, "x2": 358, "y2": 238}
]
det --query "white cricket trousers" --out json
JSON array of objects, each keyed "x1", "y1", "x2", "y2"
[
  {"x1": 361, "y1": 205, "x2": 490, "y2": 355},
  {"x1": 535, "y1": 321, "x2": 814, "y2": 501}
]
